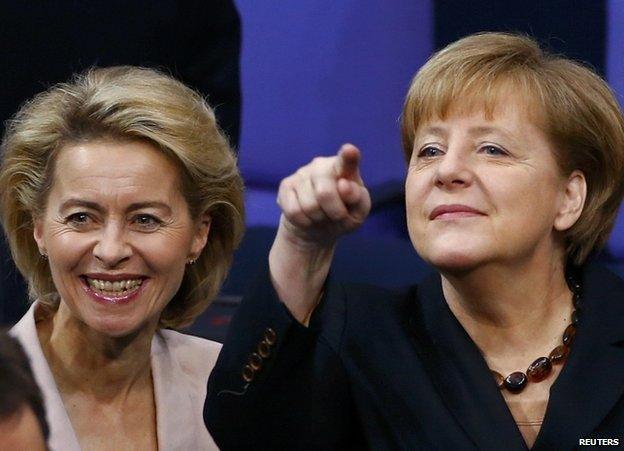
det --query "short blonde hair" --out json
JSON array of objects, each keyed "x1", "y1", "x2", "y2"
[
  {"x1": 401, "y1": 32, "x2": 624, "y2": 264},
  {"x1": 0, "y1": 66, "x2": 244, "y2": 329}
]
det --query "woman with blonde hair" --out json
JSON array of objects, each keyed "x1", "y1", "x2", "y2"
[
  {"x1": 1, "y1": 66, "x2": 244, "y2": 450},
  {"x1": 206, "y1": 33, "x2": 624, "y2": 450}
]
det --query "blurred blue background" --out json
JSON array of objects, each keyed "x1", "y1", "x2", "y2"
[
  {"x1": 210, "y1": 0, "x2": 624, "y2": 341},
  {"x1": 1, "y1": 0, "x2": 623, "y2": 341}
]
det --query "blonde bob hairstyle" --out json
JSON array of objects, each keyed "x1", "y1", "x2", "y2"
[
  {"x1": 401, "y1": 32, "x2": 624, "y2": 265},
  {"x1": 0, "y1": 66, "x2": 244, "y2": 329}
]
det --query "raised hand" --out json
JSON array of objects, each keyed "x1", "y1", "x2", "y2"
[
  {"x1": 269, "y1": 144, "x2": 371, "y2": 324},
  {"x1": 276, "y1": 143, "x2": 371, "y2": 246}
]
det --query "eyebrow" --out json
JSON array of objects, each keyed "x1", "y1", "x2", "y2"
[
  {"x1": 418, "y1": 126, "x2": 447, "y2": 139},
  {"x1": 59, "y1": 199, "x2": 172, "y2": 215},
  {"x1": 417, "y1": 125, "x2": 515, "y2": 141},
  {"x1": 467, "y1": 125, "x2": 513, "y2": 139}
]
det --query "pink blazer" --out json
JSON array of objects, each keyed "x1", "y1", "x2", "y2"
[{"x1": 11, "y1": 302, "x2": 220, "y2": 450}]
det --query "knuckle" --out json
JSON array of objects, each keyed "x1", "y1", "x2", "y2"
[
  {"x1": 334, "y1": 208, "x2": 349, "y2": 220},
  {"x1": 280, "y1": 177, "x2": 294, "y2": 191},
  {"x1": 327, "y1": 210, "x2": 347, "y2": 222},
  {"x1": 299, "y1": 201, "x2": 318, "y2": 216},
  {"x1": 291, "y1": 212, "x2": 311, "y2": 226},
  {"x1": 283, "y1": 203, "x2": 303, "y2": 220},
  {"x1": 315, "y1": 184, "x2": 335, "y2": 202}
]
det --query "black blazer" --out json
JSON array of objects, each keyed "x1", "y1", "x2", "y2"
[{"x1": 205, "y1": 261, "x2": 624, "y2": 450}]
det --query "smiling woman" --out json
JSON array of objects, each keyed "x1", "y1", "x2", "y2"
[
  {"x1": 0, "y1": 67, "x2": 243, "y2": 450},
  {"x1": 405, "y1": 99, "x2": 585, "y2": 273},
  {"x1": 34, "y1": 140, "x2": 212, "y2": 339}
]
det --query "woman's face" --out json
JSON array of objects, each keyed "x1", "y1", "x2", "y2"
[
  {"x1": 405, "y1": 98, "x2": 585, "y2": 272},
  {"x1": 34, "y1": 140, "x2": 210, "y2": 337}
]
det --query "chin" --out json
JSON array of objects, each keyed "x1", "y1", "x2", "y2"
[
  {"x1": 427, "y1": 254, "x2": 482, "y2": 274},
  {"x1": 87, "y1": 316, "x2": 145, "y2": 339},
  {"x1": 416, "y1": 241, "x2": 488, "y2": 274}
]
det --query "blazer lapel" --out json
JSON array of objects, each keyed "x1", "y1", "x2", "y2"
[
  {"x1": 151, "y1": 331, "x2": 204, "y2": 450},
  {"x1": 409, "y1": 275, "x2": 528, "y2": 451},
  {"x1": 533, "y1": 263, "x2": 624, "y2": 450}
]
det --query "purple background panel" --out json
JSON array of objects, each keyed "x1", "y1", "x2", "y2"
[
  {"x1": 235, "y1": 0, "x2": 433, "y2": 190},
  {"x1": 607, "y1": 0, "x2": 624, "y2": 255}
]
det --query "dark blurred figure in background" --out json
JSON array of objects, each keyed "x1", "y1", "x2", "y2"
[
  {"x1": 0, "y1": 331, "x2": 48, "y2": 450},
  {"x1": 0, "y1": 0, "x2": 242, "y2": 325}
]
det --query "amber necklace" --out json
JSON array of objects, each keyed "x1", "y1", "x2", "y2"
[{"x1": 490, "y1": 276, "x2": 581, "y2": 394}]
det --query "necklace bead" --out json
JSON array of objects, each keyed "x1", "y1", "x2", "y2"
[
  {"x1": 573, "y1": 292, "x2": 581, "y2": 308},
  {"x1": 548, "y1": 345, "x2": 569, "y2": 364},
  {"x1": 562, "y1": 324, "x2": 577, "y2": 347},
  {"x1": 490, "y1": 276, "x2": 581, "y2": 394},
  {"x1": 504, "y1": 372, "x2": 528, "y2": 393},
  {"x1": 527, "y1": 356, "x2": 552, "y2": 382},
  {"x1": 492, "y1": 370, "x2": 505, "y2": 389}
]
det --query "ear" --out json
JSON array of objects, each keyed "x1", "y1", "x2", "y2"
[
  {"x1": 33, "y1": 216, "x2": 47, "y2": 256},
  {"x1": 554, "y1": 170, "x2": 587, "y2": 232},
  {"x1": 188, "y1": 212, "x2": 211, "y2": 261}
]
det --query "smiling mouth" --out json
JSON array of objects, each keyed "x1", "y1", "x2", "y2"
[
  {"x1": 82, "y1": 277, "x2": 144, "y2": 297},
  {"x1": 433, "y1": 211, "x2": 483, "y2": 220},
  {"x1": 430, "y1": 204, "x2": 486, "y2": 220}
]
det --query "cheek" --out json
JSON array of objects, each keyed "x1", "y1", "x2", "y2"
[
  {"x1": 138, "y1": 232, "x2": 192, "y2": 272},
  {"x1": 404, "y1": 172, "x2": 429, "y2": 230},
  {"x1": 497, "y1": 176, "x2": 559, "y2": 223},
  {"x1": 44, "y1": 230, "x2": 93, "y2": 268}
]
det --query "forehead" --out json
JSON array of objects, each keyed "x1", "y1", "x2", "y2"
[
  {"x1": 445, "y1": 88, "x2": 538, "y2": 122},
  {"x1": 411, "y1": 76, "x2": 547, "y2": 137},
  {"x1": 415, "y1": 96, "x2": 543, "y2": 142},
  {"x1": 51, "y1": 140, "x2": 182, "y2": 203}
]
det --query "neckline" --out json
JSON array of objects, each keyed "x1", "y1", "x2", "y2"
[
  {"x1": 411, "y1": 263, "x2": 624, "y2": 450},
  {"x1": 415, "y1": 273, "x2": 562, "y2": 450}
]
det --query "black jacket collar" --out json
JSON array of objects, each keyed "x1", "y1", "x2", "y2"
[
  {"x1": 533, "y1": 262, "x2": 624, "y2": 450},
  {"x1": 408, "y1": 261, "x2": 624, "y2": 450}
]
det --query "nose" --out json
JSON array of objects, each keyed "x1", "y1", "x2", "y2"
[
  {"x1": 434, "y1": 146, "x2": 474, "y2": 189},
  {"x1": 92, "y1": 223, "x2": 132, "y2": 268}
]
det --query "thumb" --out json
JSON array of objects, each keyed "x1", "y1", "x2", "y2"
[{"x1": 337, "y1": 179, "x2": 371, "y2": 221}]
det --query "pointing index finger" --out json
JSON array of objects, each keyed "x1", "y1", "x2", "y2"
[{"x1": 335, "y1": 144, "x2": 362, "y2": 181}]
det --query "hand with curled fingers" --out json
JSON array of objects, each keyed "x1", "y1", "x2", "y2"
[
  {"x1": 269, "y1": 144, "x2": 371, "y2": 325},
  {"x1": 277, "y1": 144, "x2": 371, "y2": 245}
]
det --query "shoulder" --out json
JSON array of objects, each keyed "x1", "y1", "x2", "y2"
[
  {"x1": 581, "y1": 261, "x2": 624, "y2": 324},
  {"x1": 582, "y1": 260, "x2": 624, "y2": 310},
  {"x1": 156, "y1": 329, "x2": 222, "y2": 378},
  {"x1": 10, "y1": 301, "x2": 42, "y2": 357},
  {"x1": 10, "y1": 304, "x2": 34, "y2": 340},
  {"x1": 584, "y1": 261, "x2": 624, "y2": 287}
]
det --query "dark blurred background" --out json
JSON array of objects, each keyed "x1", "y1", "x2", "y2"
[{"x1": 2, "y1": 0, "x2": 623, "y2": 342}]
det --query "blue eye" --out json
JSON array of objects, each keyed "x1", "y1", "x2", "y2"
[
  {"x1": 481, "y1": 145, "x2": 506, "y2": 156},
  {"x1": 418, "y1": 146, "x2": 444, "y2": 158}
]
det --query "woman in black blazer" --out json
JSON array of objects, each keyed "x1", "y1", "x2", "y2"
[{"x1": 205, "y1": 32, "x2": 624, "y2": 450}]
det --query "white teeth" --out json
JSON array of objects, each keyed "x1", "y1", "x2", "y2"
[{"x1": 86, "y1": 277, "x2": 143, "y2": 295}]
